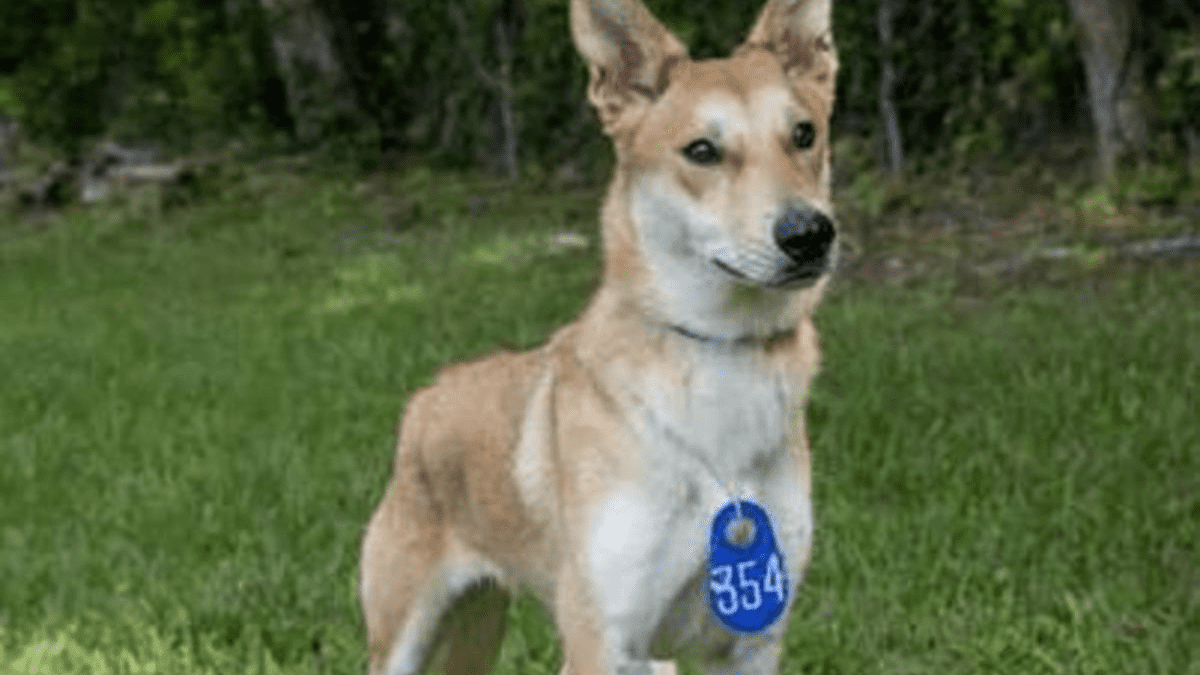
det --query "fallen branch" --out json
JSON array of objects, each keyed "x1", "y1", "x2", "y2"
[
  {"x1": 974, "y1": 234, "x2": 1200, "y2": 277},
  {"x1": 1121, "y1": 235, "x2": 1200, "y2": 258}
]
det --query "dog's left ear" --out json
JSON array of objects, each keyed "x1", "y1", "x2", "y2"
[{"x1": 740, "y1": 0, "x2": 837, "y2": 99}]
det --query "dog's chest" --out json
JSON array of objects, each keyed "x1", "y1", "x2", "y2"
[
  {"x1": 585, "y1": 350, "x2": 811, "y2": 657},
  {"x1": 635, "y1": 350, "x2": 794, "y2": 478}
]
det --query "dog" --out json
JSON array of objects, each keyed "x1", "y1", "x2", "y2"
[{"x1": 360, "y1": 0, "x2": 838, "y2": 672}]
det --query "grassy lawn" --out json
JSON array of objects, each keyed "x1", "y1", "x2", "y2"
[{"x1": 1, "y1": 167, "x2": 1196, "y2": 674}]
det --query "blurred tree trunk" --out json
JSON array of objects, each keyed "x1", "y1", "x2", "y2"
[
  {"x1": 877, "y1": 0, "x2": 905, "y2": 176},
  {"x1": 1187, "y1": 128, "x2": 1200, "y2": 182},
  {"x1": 1066, "y1": 0, "x2": 1149, "y2": 180},
  {"x1": 0, "y1": 114, "x2": 16, "y2": 175},
  {"x1": 490, "y1": 0, "x2": 524, "y2": 181},
  {"x1": 450, "y1": 0, "x2": 524, "y2": 181},
  {"x1": 259, "y1": 0, "x2": 354, "y2": 144}
]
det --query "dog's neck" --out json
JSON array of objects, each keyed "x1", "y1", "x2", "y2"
[
  {"x1": 666, "y1": 322, "x2": 796, "y2": 349},
  {"x1": 584, "y1": 283, "x2": 806, "y2": 353}
]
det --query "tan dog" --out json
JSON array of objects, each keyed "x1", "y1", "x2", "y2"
[{"x1": 360, "y1": 0, "x2": 838, "y2": 672}]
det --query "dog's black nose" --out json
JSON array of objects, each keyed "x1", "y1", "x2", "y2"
[{"x1": 773, "y1": 208, "x2": 836, "y2": 265}]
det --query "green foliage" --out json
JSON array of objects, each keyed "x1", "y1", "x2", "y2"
[
  {"x1": 0, "y1": 0, "x2": 269, "y2": 152},
  {"x1": 0, "y1": 79, "x2": 20, "y2": 116},
  {"x1": 834, "y1": 0, "x2": 1084, "y2": 160},
  {"x1": 1152, "y1": 25, "x2": 1200, "y2": 171},
  {"x1": 0, "y1": 0, "x2": 1197, "y2": 185}
]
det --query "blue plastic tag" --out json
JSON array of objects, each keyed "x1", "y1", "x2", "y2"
[{"x1": 707, "y1": 498, "x2": 789, "y2": 633}]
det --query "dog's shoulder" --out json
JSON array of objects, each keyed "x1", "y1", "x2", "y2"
[{"x1": 404, "y1": 347, "x2": 549, "y2": 453}]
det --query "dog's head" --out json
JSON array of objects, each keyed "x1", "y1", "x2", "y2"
[{"x1": 573, "y1": 0, "x2": 838, "y2": 339}]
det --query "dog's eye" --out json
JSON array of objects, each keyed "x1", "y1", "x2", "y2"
[
  {"x1": 792, "y1": 122, "x2": 816, "y2": 150},
  {"x1": 682, "y1": 139, "x2": 721, "y2": 165}
]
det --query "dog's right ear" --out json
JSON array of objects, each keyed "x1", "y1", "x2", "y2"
[{"x1": 571, "y1": 0, "x2": 688, "y2": 134}]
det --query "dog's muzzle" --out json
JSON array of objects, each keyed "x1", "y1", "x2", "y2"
[{"x1": 772, "y1": 207, "x2": 836, "y2": 283}]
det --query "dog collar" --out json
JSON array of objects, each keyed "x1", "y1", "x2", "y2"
[{"x1": 667, "y1": 324, "x2": 796, "y2": 348}]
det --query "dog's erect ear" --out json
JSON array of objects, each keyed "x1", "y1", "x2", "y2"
[
  {"x1": 741, "y1": 0, "x2": 837, "y2": 98},
  {"x1": 571, "y1": 0, "x2": 688, "y2": 133}
]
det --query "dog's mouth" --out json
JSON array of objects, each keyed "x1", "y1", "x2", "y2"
[
  {"x1": 769, "y1": 261, "x2": 830, "y2": 288},
  {"x1": 711, "y1": 256, "x2": 829, "y2": 289},
  {"x1": 712, "y1": 257, "x2": 750, "y2": 280}
]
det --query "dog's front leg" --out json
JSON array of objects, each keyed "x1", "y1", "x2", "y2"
[
  {"x1": 554, "y1": 625, "x2": 679, "y2": 675},
  {"x1": 554, "y1": 564, "x2": 681, "y2": 675}
]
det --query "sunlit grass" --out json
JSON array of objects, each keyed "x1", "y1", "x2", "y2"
[{"x1": 1, "y1": 170, "x2": 1196, "y2": 674}]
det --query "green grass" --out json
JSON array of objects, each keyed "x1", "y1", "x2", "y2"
[{"x1": 1, "y1": 169, "x2": 1197, "y2": 674}]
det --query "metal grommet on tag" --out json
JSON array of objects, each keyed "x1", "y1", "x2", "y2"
[
  {"x1": 707, "y1": 498, "x2": 789, "y2": 633},
  {"x1": 725, "y1": 516, "x2": 756, "y2": 547}
]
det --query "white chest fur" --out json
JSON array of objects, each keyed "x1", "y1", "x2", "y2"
[{"x1": 586, "y1": 344, "x2": 814, "y2": 660}]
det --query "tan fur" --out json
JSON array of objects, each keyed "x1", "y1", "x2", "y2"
[{"x1": 361, "y1": 1, "x2": 838, "y2": 673}]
